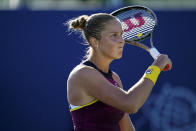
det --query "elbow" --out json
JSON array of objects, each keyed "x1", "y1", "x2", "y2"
[
  {"x1": 123, "y1": 104, "x2": 140, "y2": 114},
  {"x1": 127, "y1": 106, "x2": 139, "y2": 114},
  {"x1": 120, "y1": 95, "x2": 141, "y2": 114},
  {"x1": 131, "y1": 107, "x2": 139, "y2": 114}
]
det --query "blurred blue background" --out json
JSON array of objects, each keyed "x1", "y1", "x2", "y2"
[{"x1": 1, "y1": 0, "x2": 196, "y2": 131}]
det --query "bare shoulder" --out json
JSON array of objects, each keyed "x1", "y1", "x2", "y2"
[
  {"x1": 67, "y1": 64, "x2": 100, "y2": 85},
  {"x1": 67, "y1": 64, "x2": 104, "y2": 105}
]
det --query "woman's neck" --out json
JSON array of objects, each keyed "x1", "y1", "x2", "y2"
[{"x1": 88, "y1": 55, "x2": 112, "y2": 73}]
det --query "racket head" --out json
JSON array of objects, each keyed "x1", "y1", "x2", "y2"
[{"x1": 111, "y1": 5, "x2": 157, "y2": 42}]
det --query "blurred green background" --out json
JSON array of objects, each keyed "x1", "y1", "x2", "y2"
[{"x1": 0, "y1": 0, "x2": 196, "y2": 10}]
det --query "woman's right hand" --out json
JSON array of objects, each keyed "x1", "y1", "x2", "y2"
[{"x1": 152, "y1": 54, "x2": 172, "y2": 71}]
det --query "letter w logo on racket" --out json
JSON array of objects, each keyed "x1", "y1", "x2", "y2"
[{"x1": 123, "y1": 12, "x2": 145, "y2": 32}]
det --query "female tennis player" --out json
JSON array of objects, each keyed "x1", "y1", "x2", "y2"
[{"x1": 66, "y1": 13, "x2": 172, "y2": 131}]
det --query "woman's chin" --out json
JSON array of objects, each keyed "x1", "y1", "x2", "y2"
[{"x1": 115, "y1": 54, "x2": 123, "y2": 59}]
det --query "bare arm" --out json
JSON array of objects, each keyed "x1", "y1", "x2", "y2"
[
  {"x1": 112, "y1": 73, "x2": 135, "y2": 131},
  {"x1": 119, "y1": 113, "x2": 135, "y2": 131},
  {"x1": 68, "y1": 55, "x2": 172, "y2": 113},
  {"x1": 74, "y1": 66, "x2": 154, "y2": 113}
]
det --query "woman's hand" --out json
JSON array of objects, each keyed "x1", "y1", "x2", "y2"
[{"x1": 152, "y1": 54, "x2": 172, "y2": 71}]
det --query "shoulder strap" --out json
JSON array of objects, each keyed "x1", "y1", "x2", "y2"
[{"x1": 83, "y1": 61, "x2": 113, "y2": 79}]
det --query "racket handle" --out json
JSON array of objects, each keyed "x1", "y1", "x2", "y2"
[
  {"x1": 149, "y1": 47, "x2": 170, "y2": 71},
  {"x1": 149, "y1": 47, "x2": 160, "y2": 59}
]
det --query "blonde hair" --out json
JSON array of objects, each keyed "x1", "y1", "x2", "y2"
[{"x1": 67, "y1": 13, "x2": 116, "y2": 60}]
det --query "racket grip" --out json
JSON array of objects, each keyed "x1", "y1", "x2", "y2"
[
  {"x1": 149, "y1": 47, "x2": 160, "y2": 60},
  {"x1": 150, "y1": 47, "x2": 170, "y2": 71}
]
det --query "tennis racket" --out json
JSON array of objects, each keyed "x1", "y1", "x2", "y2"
[{"x1": 111, "y1": 5, "x2": 170, "y2": 71}]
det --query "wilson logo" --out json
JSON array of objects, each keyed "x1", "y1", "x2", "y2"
[
  {"x1": 146, "y1": 69, "x2": 152, "y2": 74},
  {"x1": 122, "y1": 12, "x2": 145, "y2": 32}
]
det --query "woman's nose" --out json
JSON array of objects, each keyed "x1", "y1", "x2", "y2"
[{"x1": 119, "y1": 36, "x2": 125, "y2": 44}]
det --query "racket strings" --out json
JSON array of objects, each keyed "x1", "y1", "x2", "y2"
[{"x1": 116, "y1": 9, "x2": 156, "y2": 41}]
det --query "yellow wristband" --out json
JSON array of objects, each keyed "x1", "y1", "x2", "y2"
[{"x1": 143, "y1": 65, "x2": 161, "y2": 85}]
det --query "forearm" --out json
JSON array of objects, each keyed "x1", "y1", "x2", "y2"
[
  {"x1": 127, "y1": 77, "x2": 154, "y2": 112},
  {"x1": 125, "y1": 65, "x2": 161, "y2": 112}
]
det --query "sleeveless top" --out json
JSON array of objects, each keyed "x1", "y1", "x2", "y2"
[{"x1": 69, "y1": 61, "x2": 125, "y2": 131}]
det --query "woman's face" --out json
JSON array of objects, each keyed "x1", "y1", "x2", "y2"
[{"x1": 97, "y1": 19, "x2": 125, "y2": 60}]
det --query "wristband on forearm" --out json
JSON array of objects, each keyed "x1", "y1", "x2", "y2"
[{"x1": 143, "y1": 65, "x2": 161, "y2": 85}]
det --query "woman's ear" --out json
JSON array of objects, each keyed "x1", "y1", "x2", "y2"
[{"x1": 89, "y1": 37, "x2": 98, "y2": 48}]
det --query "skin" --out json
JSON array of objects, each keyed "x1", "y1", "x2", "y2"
[{"x1": 67, "y1": 18, "x2": 172, "y2": 131}]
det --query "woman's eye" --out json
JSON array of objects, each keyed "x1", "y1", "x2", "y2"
[
  {"x1": 112, "y1": 34, "x2": 117, "y2": 37},
  {"x1": 121, "y1": 32, "x2": 123, "y2": 36}
]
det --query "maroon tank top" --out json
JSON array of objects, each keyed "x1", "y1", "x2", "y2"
[{"x1": 70, "y1": 61, "x2": 125, "y2": 131}]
